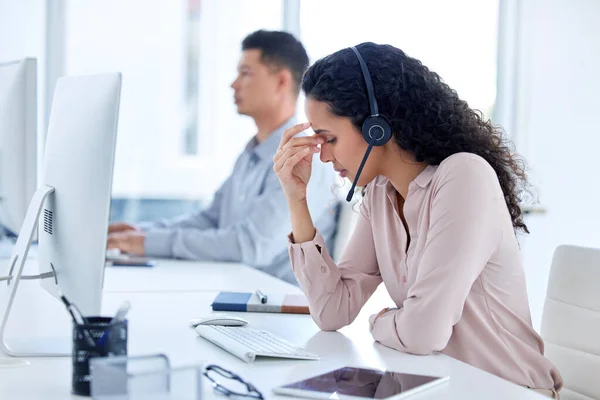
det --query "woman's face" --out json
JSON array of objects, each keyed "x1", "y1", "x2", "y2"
[{"x1": 305, "y1": 98, "x2": 381, "y2": 186}]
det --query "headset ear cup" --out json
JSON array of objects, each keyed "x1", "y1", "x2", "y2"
[{"x1": 362, "y1": 115, "x2": 392, "y2": 146}]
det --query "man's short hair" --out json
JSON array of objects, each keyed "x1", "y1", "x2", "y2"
[{"x1": 242, "y1": 30, "x2": 309, "y2": 95}]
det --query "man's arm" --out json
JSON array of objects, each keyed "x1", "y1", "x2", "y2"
[
  {"x1": 138, "y1": 177, "x2": 229, "y2": 232},
  {"x1": 143, "y1": 172, "x2": 295, "y2": 266}
]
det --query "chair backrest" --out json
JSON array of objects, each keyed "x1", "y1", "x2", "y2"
[{"x1": 541, "y1": 245, "x2": 600, "y2": 400}]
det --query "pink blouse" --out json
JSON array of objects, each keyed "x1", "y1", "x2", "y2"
[{"x1": 289, "y1": 152, "x2": 562, "y2": 390}]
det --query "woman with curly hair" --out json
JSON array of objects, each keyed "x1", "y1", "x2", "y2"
[{"x1": 273, "y1": 43, "x2": 562, "y2": 398}]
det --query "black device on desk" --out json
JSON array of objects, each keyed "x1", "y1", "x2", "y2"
[{"x1": 106, "y1": 254, "x2": 156, "y2": 267}]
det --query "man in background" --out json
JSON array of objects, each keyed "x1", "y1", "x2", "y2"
[{"x1": 107, "y1": 30, "x2": 338, "y2": 284}]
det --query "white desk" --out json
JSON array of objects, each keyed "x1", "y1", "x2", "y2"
[
  {"x1": 9, "y1": 256, "x2": 301, "y2": 294},
  {"x1": 0, "y1": 260, "x2": 547, "y2": 399},
  {"x1": 103, "y1": 259, "x2": 301, "y2": 294},
  {"x1": 0, "y1": 240, "x2": 296, "y2": 294}
]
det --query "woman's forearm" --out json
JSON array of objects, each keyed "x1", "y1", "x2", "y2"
[{"x1": 288, "y1": 199, "x2": 316, "y2": 243}]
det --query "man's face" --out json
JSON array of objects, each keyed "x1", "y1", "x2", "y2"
[{"x1": 230, "y1": 49, "x2": 280, "y2": 117}]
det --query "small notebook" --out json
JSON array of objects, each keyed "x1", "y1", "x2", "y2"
[{"x1": 211, "y1": 292, "x2": 310, "y2": 314}]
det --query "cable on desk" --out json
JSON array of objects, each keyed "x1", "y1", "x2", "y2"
[{"x1": 0, "y1": 271, "x2": 55, "y2": 283}]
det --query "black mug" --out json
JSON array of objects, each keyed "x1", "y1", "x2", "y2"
[{"x1": 72, "y1": 317, "x2": 128, "y2": 396}]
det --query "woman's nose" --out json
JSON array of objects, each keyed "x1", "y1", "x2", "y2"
[{"x1": 319, "y1": 145, "x2": 333, "y2": 163}]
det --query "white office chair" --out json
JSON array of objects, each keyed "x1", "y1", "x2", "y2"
[{"x1": 540, "y1": 245, "x2": 600, "y2": 400}]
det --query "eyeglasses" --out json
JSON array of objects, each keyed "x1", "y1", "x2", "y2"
[{"x1": 203, "y1": 364, "x2": 264, "y2": 399}]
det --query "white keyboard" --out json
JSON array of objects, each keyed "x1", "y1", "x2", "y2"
[{"x1": 195, "y1": 325, "x2": 320, "y2": 363}]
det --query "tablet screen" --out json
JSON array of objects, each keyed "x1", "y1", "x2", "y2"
[{"x1": 275, "y1": 367, "x2": 448, "y2": 399}]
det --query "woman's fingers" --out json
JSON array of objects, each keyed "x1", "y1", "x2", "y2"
[
  {"x1": 280, "y1": 147, "x2": 312, "y2": 176},
  {"x1": 273, "y1": 140, "x2": 319, "y2": 165},
  {"x1": 274, "y1": 146, "x2": 310, "y2": 172},
  {"x1": 280, "y1": 135, "x2": 324, "y2": 153},
  {"x1": 274, "y1": 146, "x2": 314, "y2": 173},
  {"x1": 274, "y1": 123, "x2": 322, "y2": 165},
  {"x1": 277, "y1": 122, "x2": 312, "y2": 151},
  {"x1": 273, "y1": 122, "x2": 320, "y2": 184}
]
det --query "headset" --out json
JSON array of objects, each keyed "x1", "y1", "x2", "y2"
[{"x1": 346, "y1": 46, "x2": 392, "y2": 202}]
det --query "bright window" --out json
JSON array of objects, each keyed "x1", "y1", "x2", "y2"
[
  {"x1": 64, "y1": 0, "x2": 282, "y2": 220},
  {"x1": 299, "y1": 0, "x2": 499, "y2": 118}
]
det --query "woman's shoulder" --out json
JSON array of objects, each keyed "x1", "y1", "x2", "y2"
[
  {"x1": 434, "y1": 152, "x2": 498, "y2": 184},
  {"x1": 439, "y1": 152, "x2": 492, "y2": 169}
]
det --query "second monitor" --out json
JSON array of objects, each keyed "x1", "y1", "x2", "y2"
[{"x1": 0, "y1": 59, "x2": 37, "y2": 239}]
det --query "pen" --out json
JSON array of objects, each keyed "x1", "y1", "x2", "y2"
[
  {"x1": 60, "y1": 295, "x2": 89, "y2": 325},
  {"x1": 98, "y1": 301, "x2": 131, "y2": 347},
  {"x1": 60, "y1": 295, "x2": 95, "y2": 347},
  {"x1": 111, "y1": 301, "x2": 131, "y2": 323},
  {"x1": 255, "y1": 289, "x2": 267, "y2": 304}
]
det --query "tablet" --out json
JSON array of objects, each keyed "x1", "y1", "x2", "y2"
[{"x1": 272, "y1": 367, "x2": 449, "y2": 400}]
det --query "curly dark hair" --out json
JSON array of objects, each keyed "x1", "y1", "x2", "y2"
[{"x1": 302, "y1": 42, "x2": 531, "y2": 233}]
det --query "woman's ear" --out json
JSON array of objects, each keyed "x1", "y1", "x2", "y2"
[{"x1": 277, "y1": 69, "x2": 293, "y2": 94}]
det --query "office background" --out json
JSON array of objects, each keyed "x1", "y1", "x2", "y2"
[{"x1": 1, "y1": 0, "x2": 599, "y2": 331}]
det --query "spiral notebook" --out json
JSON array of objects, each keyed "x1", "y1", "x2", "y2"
[{"x1": 211, "y1": 291, "x2": 310, "y2": 314}]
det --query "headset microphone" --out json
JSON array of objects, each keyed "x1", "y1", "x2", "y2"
[
  {"x1": 346, "y1": 46, "x2": 392, "y2": 202},
  {"x1": 346, "y1": 144, "x2": 373, "y2": 202}
]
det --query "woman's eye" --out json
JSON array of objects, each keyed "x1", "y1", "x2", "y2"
[{"x1": 326, "y1": 138, "x2": 336, "y2": 144}]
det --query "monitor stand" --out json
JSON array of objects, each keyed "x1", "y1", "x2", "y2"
[{"x1": 0, "y1": 185, "x2": 69, "y2": 358}]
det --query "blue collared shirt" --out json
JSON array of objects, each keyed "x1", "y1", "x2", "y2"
[{"x1": 141, "y1": 117, "x2": 338, "y2": 284}]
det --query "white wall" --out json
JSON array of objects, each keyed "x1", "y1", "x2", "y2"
[
  {"x1": 0, "y1": 0, "x2": 46, "y2": 176},
  {"x1": 61, "y1": 0, "x2": 282, "y2": 200},
  {"x1": 193, "y1": 0, "x2": 283, "y2": 196},
  {"x1": 300, "y1": 0, "x2": 499, "y2": 116},
  {"x1": 0, "y1": 0, "x2": 45, "y2": 73},
  {"x1": 511, "y1": 0, "x2": 600, "y2": 330}
]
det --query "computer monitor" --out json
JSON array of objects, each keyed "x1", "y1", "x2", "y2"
[
  {"x1": 0, "y1": 72, "x2": 122, "y2": 357},
  {"x1": 0, "y1": 59, "x2": 37, "y2": 238}
]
